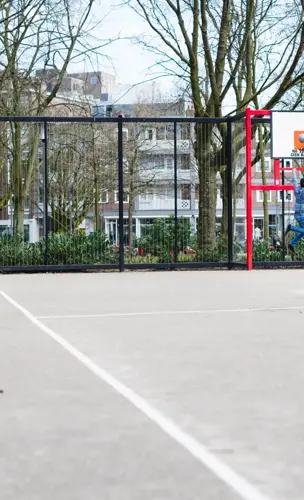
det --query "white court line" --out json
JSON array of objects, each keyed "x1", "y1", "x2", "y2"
[
  {"x1": 0, "y1": 289, "x2": 272, "y2": 500},
  {"x1": 36, "y1": 304, "x2": 304, "y2": 320}
]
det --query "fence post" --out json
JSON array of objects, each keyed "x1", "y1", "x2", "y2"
[
  {"x1": 41, "y1": 121, "x2": 49, "y2": 266},
  {"x1": 227, "y1": 120, "x2": 233, "y2": 269},
  {"x1": 174, "y1": 121, "x2": 178, "y2": 263},
  {"x1": 118, "y1": 115, "x2": 125, "y2": 272}
]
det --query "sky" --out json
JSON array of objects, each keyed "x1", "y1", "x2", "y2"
[
  {"x1": 70, "y1": 0, "x2": 288, "y2": 113},
  {"x1": 86, "y1": 0, "x2": 172, "y2": 88}
]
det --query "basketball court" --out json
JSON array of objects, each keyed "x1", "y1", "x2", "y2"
[{"x1": 1, "y1": 269, "x2": 304, "y2": 500}]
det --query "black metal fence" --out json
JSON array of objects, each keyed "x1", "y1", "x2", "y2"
[{"x1": 0, "y1": 114, "x2": 303, "y2": 272}]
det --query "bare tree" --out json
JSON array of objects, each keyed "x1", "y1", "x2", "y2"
[
  {"x1": 125, "y1": 0, "x2": 304, "y2": 254},
  {"x1": 45, "y1": 122, "x2": 118, "y2": 233},
  {"x1": 121, "y1": 100, "x2": 190, "y2": 249},
  {"x1": 0, "y1": 0, "x2": 112, "y2": 235}
]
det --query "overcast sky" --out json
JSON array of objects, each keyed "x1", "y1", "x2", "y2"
[
  {"x1": 87, "y1": 0, "x2": 170, "y2": 87},
  {"x1": 74, "y1": 0, "x2": 239, "y2": 112}
]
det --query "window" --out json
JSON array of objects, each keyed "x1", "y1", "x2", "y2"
[
  {"x1": 145, "y1": 128, "x2": 154, "y2": 141},
  {"x1": 24, "y1": 225, "x2": 30, "y2": 243},
  {"x1": 154, "y1": 155, "x2": 165, "y2": 169},
  {"x1": 256, "y1": 158, "x2": 271, "y2": 173},
  {"x1": 142, "y1": 156, "x2": 152, "y2": 169},
  {"x1": 140, "y1": 218, "x2": 155, "y2": 237},
  {"x1": 139, "y1": 192, "x2": 153, "y2": 202},
  {"x1": 254, "y1": 218, "x2": 264, "y2": 239},
  {"x1": 284, "y1": 160, "x2": 292, "y2": 168},
  {"x1": 166, "y1": 125, "x2": 174, "y2": 140},
  {"x1": 114, "y1": 127, "x2": 128, "y2": 140},
  {"x1": 181, "y1": 184, "x2": 191, "y2": 200},
  {"x1": 256, "y1": 191, "x2": 272, "y2": 202},
  {"x1": 114, "y1": 191, "x2": 129, "y2": 203},
  {"x1": 100, "y1": 190, "x2": 108, "y2": 203},
  {"x1": 180, "y1": 155, "x2": 190, "y2": 170},
  {"x1": 156, "y1": 125, "x2": 174, "y2": 141},
  {"x1": 156, "y1": 126, "x2": 166, "y2": 140},
  {"x1": 235, "y1": 219, "x2": 246, "y2": 242},
  {"x1": 180, "y1": 123, "x2": 191, "y2": 140},
  {"x1": 166, "y1": 156, "x2": 174, "y2": 169},
  {"x1": 156, "y1": 187, "x2": 172, "y2": 200},
  {"x1": 277, "y1": 191, "x2": 293, "y2": 203},
  {"x1": 142, "y1": 155, "x2": 172, "y2": 170},
  {"x1": 90, "y1": 76, "x2": 97, "y2": 85}
]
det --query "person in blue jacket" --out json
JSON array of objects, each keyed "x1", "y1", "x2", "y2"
[{"x1": 285, "y1": 168, "x2": 304, "y2": 253}]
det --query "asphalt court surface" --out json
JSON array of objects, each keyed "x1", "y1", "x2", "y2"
[{"x1": 1, "y1": 270, "x2": 304, "y2": 500}]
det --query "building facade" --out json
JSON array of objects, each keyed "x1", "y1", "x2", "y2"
[{"x1": 0, "y1": 70, "x2": 295, "y2": 244}]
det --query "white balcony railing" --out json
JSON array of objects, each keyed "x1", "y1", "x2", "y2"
[
  {"x1": 137, "y1": 196, "x2": 244, "y2": 212},
  {"x1": 137, "y1": 198, "x2": 191, "y2": 211},
  {"x1": 178, "y1": 200, "x2": 190, "y2": 209},
  {"x1": 139, "y1": 139, "x2": 191, "y2": 153}
]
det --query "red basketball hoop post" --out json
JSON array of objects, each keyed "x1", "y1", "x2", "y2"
[
  {"x1": 245, "y1": 108, "x2": 271, "y2": 270},
  {"x1": 245, "y1": 108, "x2": 304, "y2": 270},
  {"x1": 245, "y1": 108, "x2": 253, "y2": 270}
]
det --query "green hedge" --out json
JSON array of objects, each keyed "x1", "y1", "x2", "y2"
[
  {"x1": 252, "y1": 239, "x2": 304, "y2": 262},
  {"x1": 0, "y1": 236, "x2": 44, "y2": 266},
  {"x1": 252, "y1": 241, "x2": 282, "y2": 262},
  {"x1": 0, "y1": 232, "x2": 118, "y2": 267},
  {"x1": 4, "y1": 231, "x2": 303, "y2": 267},
  {"x1": 134, "y1": 216, "x2": 228, "y2": 263},
  {"x1": 46, "y1": 232, "x2": 117, "y2": 265},
  {"x1": 0, "y1": 230, "x2": 229, "y2": 267}
]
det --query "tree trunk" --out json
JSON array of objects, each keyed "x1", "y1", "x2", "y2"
[
  {"x1": 195, "y1": 124, "x2": 217, "y2": 257},
  {"x1": 127, "y1": 160, "x2": 135, "y2": 250},
  {"x1": 11, "y1": 124, "x2": 40, "y2": 237},
  {"x1": 258, "y1": 125, "x2": 269, "y2": 241},
  {"x1": 12, "y1": 123, "x2": 24, "y2": 237},
  {"x1": 233, "y1": 185, "x2": 237, "y2": 241},
  {"x1": 13, "y1": 197, "x2": 25, "y2": 236},
  {"x1": 263, "y1": 191, "x2": 269, "y2": 241},
  {"x1": 220, "y1": 167, "x2": 229, "y2": 240},
  {"x1": 128, "y1": 199, "x2": 134, "y2": 249},
  {"x1": 94, "y1": 174, "x2": 100, "y2": 231},
  {"x1": 197, "y1": 167, "x2": 217, "y2": 255}
]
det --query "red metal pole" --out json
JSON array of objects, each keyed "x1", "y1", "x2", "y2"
[
  {"x1": 274, "y1": 159, "x2": 280, "y2": 184},
  {"x1": 250, "y1": 110, "x2": 271, "y2": 116},
  {"x1": 245, "y1": 108, "x2": 253, "y2": 270},
  {"x1": 251, "y1": 185, "x2": 292, "y2": 191}
]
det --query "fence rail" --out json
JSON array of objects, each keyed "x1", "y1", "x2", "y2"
[{"x1": 0, "y1": 114, "x2": 303, "y2": 272}]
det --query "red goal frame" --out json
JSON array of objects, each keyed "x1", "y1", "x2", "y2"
[{"x1": 245, "y1": 108, "x2": 304, "y2": 270}]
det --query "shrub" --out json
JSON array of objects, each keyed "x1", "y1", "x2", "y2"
[
  {"x1": 46, "y1": 231, "x2": 118, "y2": 265},
  {"x1": 252, "y1": 241, "x2": 282, "y2": 262},
  {"x1": 135, "y1": 216, "x2": 192, "y2": 262},
  {"x1": 177, "y1": 254, "x2": 197, "y2": 262},
  {"x1": 125, "y1": 255, "x2": 159, "y2": 264},
  {"x1": 0, "y1": 231, "x2": 118, "y2": 267},
  {"x1": 0, "y1": 235, "x2": 44, "y2": 266}
]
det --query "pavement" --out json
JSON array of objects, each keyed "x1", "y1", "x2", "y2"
[{"x1": 1, "y1": 270, "x2": 304, "y2": 500}]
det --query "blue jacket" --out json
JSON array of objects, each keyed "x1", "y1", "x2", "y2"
[{"x1": 292, "y1": 174, "x2": 304, "y2": 214}]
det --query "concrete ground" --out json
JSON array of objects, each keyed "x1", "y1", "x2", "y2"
[{"x1": 1, "y1": 270, "x2": 304, "y2": 500}]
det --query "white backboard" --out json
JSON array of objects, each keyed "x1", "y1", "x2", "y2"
[{"x1": 271, "y1": 111, "x2": 304, "y2": 159}]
